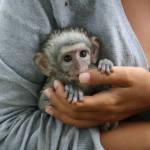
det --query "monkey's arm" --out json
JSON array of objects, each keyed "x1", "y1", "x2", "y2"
[
  {"x1": 38, "y1": 77, "x2": 55, "y2": 110},
  {"x1": 39, "y1": 76, "x2": 84, "y2": 109}
]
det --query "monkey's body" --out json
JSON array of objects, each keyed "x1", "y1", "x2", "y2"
[{"x1": 34, "y1": 28, "x2": 116, "y2": 130}]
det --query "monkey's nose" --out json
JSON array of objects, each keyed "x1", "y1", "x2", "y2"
[{"x1": 74, "y1": 63, "x2": 80, "y2": 69}]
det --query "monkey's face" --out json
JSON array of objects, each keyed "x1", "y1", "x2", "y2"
[
  {"x1": 58, "y1": 43, "x2": 91, "y2": 79},
  {"x1": 34, "y1": 29, "x2": 100, "y2": 78}
]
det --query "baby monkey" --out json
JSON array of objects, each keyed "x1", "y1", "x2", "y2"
[{"x1": 34, "y1": 28, "x2": 113, "y2": 109}]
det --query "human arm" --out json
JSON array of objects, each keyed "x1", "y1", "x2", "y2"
[{"x1": 101, "y1": 122, "x2": 150, "y2": 150}]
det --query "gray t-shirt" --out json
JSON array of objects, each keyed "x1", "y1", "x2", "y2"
[{"x1": 0, "y1": 0, "x2": 148, "y2": 150}]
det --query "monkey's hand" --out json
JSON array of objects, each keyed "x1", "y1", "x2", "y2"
[
  {"x1": 64, "y1": 84, "x2": 84, "y2": 104},
  {"x1": 98, "y1": 58, "x2": 114, "y2": 74}
]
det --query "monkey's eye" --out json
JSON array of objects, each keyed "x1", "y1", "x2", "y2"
[
  {"x1": 80, "y1": 50, "x2": 87, "y2": 57},
  {"x1": 64, "y1": 55, "x2": 72, "y2": 62}
]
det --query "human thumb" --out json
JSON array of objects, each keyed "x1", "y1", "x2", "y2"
[{"x1": 79, "y1": 67, "x2": 132, "y2": 86}]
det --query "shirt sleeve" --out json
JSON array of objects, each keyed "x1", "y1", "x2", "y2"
[{"x1": 0, "y1": 0, "x2": 53, "y2": 149}]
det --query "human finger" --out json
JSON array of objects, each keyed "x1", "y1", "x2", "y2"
[
  {"x1": 45, "y1": 105, "x2": 100, "y2": 128},
  {"x1": 44, "y1": 87, "x2": 67, "y2": 109},
  {"x1": 79, "y1": 67, "x2": 134, "y2": 86}
]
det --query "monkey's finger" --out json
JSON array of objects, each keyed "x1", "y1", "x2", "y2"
[
  {"x1": 68, "y1": 85, "x2": 74, "y2": 103},
  {"x1": 64, "y1": 85, "x2": 69, "y2": 98},
  {"x1": 98, "y1": 60, "x2": 104, "y2": 65},
  {"x1": 98, "y1": 60, "x2": 103, "y2": 71},
  {"x1": 79, "y1": 67, "x2": 134, "y2": 86},
  {"x1": 79, "y1": 90, "x2": 84, "y2": 101},
  {"x1": 108, "y1": 59, "x2": 113, "y2": 67},
  {"x1": 72, "y1": 90, "x2": 78, "y2": 104},
  {"x1": 45, "y1": 106, "x2": 100, "y2": 128},
  {"x1": 54, "y1": 83, "x2": 79, "y2": 105},
  {"x1": 101, "y1": 63, "x2": 106, "y2": 74},
  {"x1": 105, "y1": 64, "x2": 111, "y2": 75},
  {"x1": 108, "y1": 60, "x2": 114, "y2": 73},
  {"x1": 109, "y1": 64, "x2": 114, "y2": 73},
  {"x1": 105, "y1": 59, "x2": 113, "y2": 74}
]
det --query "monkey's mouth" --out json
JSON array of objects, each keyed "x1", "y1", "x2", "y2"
[
  {"x1": 69, "y1": 73, "x2": 80, "y2": 80},
  {"x1": 71, "y1": 69, "x2": 89, "y2": 77},
  {"x1": 72, "y1": 74, "x2": 79, "y2": 78}
]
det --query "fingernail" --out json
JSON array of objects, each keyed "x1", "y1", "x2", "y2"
[
  {"x1": 54, "y1": 80, "x2": 59, "y2": 90},
  {"x1": 79, "y1": 73, "x2": 90, "y2": 83},
  {"x1": 43, "y1": 88, "x2": 51, "y2": 98},
  {"x1": 45, "y1": 106, "x2": 53, "y2": 115}
]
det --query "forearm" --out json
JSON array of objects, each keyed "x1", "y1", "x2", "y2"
[{"x1": 101, "y1": 122, "x2": 150, "y2": 150}]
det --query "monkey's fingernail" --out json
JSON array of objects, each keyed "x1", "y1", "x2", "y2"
[
  {"x1": 79, "y1": 73, "x2": 90, "y2": 83},
  {"x1": 54, "y1": 80, "x2": 60, "y2": 90},
  {"x1": 43, "y1": 88, "x2": 51, "y2": 98}
]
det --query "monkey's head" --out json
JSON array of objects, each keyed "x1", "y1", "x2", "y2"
[{"x1": 34, "y1": 28, "x2": 100, "y2": 80}]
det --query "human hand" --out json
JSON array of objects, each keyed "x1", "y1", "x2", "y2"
[{"x1": 44, "y1": 67, "x2": 150, "y2": 128}]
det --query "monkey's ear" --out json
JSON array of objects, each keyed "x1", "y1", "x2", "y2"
[
  {"x1": 33, "y1": 52, "x2": 50, "y2": 76},
  {"x1": 90, "y1": 37, "x2": 100, "y2": 64}
]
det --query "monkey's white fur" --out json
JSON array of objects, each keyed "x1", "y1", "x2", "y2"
[{"x1": 43, "y1": 28, "x2": 92, "y2": 57}]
